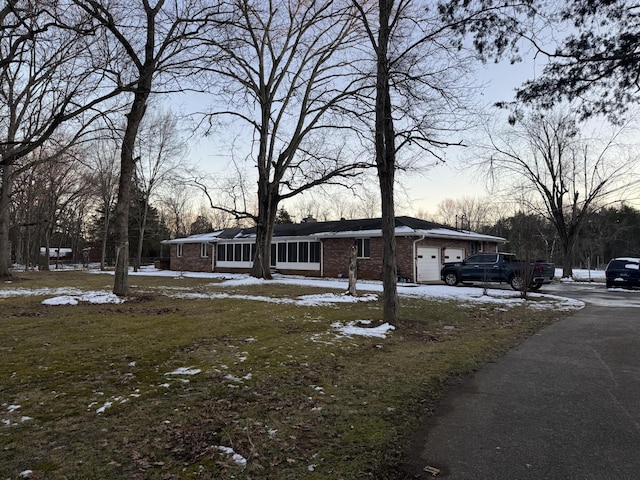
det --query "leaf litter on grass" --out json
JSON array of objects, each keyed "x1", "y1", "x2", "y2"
[{"x1": 0, "y1": 269, "x2": 581, "y2": 478}]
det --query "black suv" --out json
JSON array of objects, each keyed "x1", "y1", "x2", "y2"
[{"x1": 605, "y1": 257, "x2": 640, "y2": 288}]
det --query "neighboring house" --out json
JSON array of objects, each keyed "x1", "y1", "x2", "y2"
[
  {"x1": 161, "y1": 216, "x2": 506, "y2": 283},
  {"x1": 40, "y1": 247, "x2": 73, "y2": 260}
]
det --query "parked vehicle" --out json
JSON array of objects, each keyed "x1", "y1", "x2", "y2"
[
  {"x1": 440, "y1": 252, "x2": 555, "y2": 291},
  {"x1": 605, "y1": 257, "x2": 640, "y2": 288}
]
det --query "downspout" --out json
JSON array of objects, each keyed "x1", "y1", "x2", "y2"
[
  {"x1": 209, "y1": 242, "x2": 215, "y2": 272},
  {"x1": 412, "y1": 235, "x2": 426, "y2": 283}
]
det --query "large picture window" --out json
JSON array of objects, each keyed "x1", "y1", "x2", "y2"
[
  {"x1": 217, "y1": 243, "x2": 256, "y2": 263},
  {"x1": 217, "y1": 241, "x2": 319, "y2": 267},
  {"x1": 271, "y1": 241, "x2": 321, "y2": 264}
]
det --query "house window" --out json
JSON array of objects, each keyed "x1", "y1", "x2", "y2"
[
  {"x1": 310, "y1": 242, "x2": 321, "y2": 263},
  {"x1": 242, "y1": 243, "x2": 251, "y2": 262},
  {"x1": 176, "y1": 244, "x2": 183, "y2": 258},
  {"x1": 356, "y1": 238, "x2": 370, "y2": 258},
  {"x1": 299, "y1": 241, "x2": 309, "y2": 262},
  {"x1": 287, "y1": 242, "x2": 298, "y2": 262},
  {"x1": 217, "y1": 244, "x2": 225, "y2": 261},
  {"x1": 277, "y1": 243, "x2": 287, "y2": 263},
  {"x1": 271, "y1": 243, "x2": 277, "y2": 267},
  {"x1": 200, "y1": 243, "x2": 209, "y2": 258}
]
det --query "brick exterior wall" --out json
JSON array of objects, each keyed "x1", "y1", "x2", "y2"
[
  {"x1": 322, "y1": 236, "x2": 500, "y2": 282},
  {"x1": 170, "y1": 237, "x2": 501, "y2": 281},
  {"x1": 169, "y1": 243, "x2": 213, "y2": 272}
]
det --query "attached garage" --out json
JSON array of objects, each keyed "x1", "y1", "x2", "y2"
[
  {"x1": 416, "y1": 247, "x2": 440, "y2": 282},
  {"x1": 162, "y1": 216, "x2": 506, "y2": 283},
  {"x1": 444, "y1": 247, "x2": 464, "y2": 263}
]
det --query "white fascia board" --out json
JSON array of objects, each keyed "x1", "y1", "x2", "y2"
[
  {"x1": 416, "y1": 228, "x2": 507, "y2": 242},
  {"x1": 215, "y1": 235, "x2": 319, "y2": 243},
  {"x1": 270, "y1": 235, "x2": 319, "y2": 242}
]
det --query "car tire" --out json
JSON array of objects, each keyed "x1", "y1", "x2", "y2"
[
  {"x1": 444, "y1": 272, "x2": 459, "y2": 286},
  {"x1": 529, "y1": 283, "x2": 542, "y2": 291},
  {"x1": 510, "y1": 275, "x2": 525, "y2": 291}
]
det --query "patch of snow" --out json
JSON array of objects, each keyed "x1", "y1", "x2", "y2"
[
  {"x1": 216, "y1": 446, "x2": 247, "y2": 468},
  {"x1": 42, "y1": 295, "x2": 79, "y2": 305},
  {"x1": 41, "y1": 290, "x2": 125, "y2": 306},
  {"x1": 332, "y1": 321, "x2": 395, "y2": 338},
  {"x1": 165, "y1": 367, "x2": 201, "y2": 376},
  {"x1": 96, "y1": 401, "x2": 112, "y2": 414}
]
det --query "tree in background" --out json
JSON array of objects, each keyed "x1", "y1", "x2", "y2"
[
  {"x1": 0, "y1": 1, "x2": 124, "y2": 278},
  {"x1": 275, "y1": 208, "x2": 294, "y2": 225},
  {"x1": 482, "y1": 110, "x2": 638, "y2": 277},
  {"x1": 516, "y1": 0, "x2": 640, "y2": 122},
  {"x1": 199, "y1": 0, "x2": 368, "y2": 280},
  {"x1": 85, "y1": 135, "x2": 121, "y2": 270},
  {"x1": 74, "y1": 0, "x2": 219, "y2": 295},
  {"x1": 132, "y1": 109, "x2": 187, "y2": 271},
  {"x1": 351, "y1": 0, "x2": 533, "y2": 324},
  {"x1": 434, "y1": 197, "x2": 498, "y2": 232},
  {"x1": 157, "y1": 182, "x2": 195, "y2": 238},
  {"x1": 189, "y1": 215, "x2": 214, "y2": 235}
]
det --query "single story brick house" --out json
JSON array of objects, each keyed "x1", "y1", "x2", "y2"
[{"x1": 161, "y1": 216, "x2": 506, "y2": 283}]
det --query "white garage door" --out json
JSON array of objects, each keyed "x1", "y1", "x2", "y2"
[
  {"x1": 417, "y1": 247, "x2": 440, "y2": 282},
  {"x1": 444, "y1": 247, "x2": 464, "y2": 263}
]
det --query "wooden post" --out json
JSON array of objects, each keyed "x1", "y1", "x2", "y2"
[{"x1": 348, "y1": 244, "x2": 357, "y2": 296}]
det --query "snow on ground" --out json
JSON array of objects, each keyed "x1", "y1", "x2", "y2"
[
  {"x1": 0, "y1": 265, "x2": 590, "y2": 314},
  {"x1": 1, "y1": 266, "x2": 595, "y2": 475}
]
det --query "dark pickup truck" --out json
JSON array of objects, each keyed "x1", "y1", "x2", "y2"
[{"x1": 440, "y1": 252, "x2": 555, "y2": 291}]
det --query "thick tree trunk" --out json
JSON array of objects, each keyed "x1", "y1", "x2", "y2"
[
  {"x1": 379, "y1": 167, "x2": 398, "y2": 324},
  {"x1": 113, "y1": 91, "x2": 149, "y2": 296},
  {"x1": 0, "y1": 160, "x2": 13, "y2": 278},
  {"x1": 251, "y1": 185, "x2": 278, "y2": 279},
  {"x1": 376, "y1": 0, "x2": 399, "y2": 325},
  {"x1": 561, "y1": 237, "x2": 575, "y2": 279}
]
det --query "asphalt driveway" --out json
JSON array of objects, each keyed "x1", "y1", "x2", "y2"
[{"x1": 402, "y1": 284, "x2": 640, "y2": 479}]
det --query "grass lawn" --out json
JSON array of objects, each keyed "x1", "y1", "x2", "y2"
[{"x1": 0, "y1": 270, "x2": 574, "y2": 479}]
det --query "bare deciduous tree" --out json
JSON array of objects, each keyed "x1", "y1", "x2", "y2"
[
  {"x1": 85, "y1": 135, "x2": 121, "y2": 270},
  {"x1": 435, "y1": 196, "x2": 497, "y2": 232},
  {"x1": 482, "y1": 110, "x2": 638, "y2": 277},
  {"x1": 132, "y1": 109, "x2": 187, "y2": 271},
  {"x1": 199, "y1": 0, "x2": 369, "y2": 279},
  {"x1": 0, "y1": 1, "x2": 124, "y2": 278},
  {"x1": 351, "y1": 0, "x2": 509, "y2": 324},
  {"x1": 74, "y1": 0, "x2": 219, "y2": 295}
]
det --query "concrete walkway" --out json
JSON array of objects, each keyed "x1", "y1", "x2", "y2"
[{"x1": 403, "y1": 303, "x2": 640, "y2": 479}]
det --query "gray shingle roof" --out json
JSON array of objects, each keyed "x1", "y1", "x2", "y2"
[{"x1": 162, "y1": 216, "x2": 506, "y2": 244}]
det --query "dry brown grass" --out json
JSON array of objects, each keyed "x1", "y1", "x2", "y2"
[{"x1": 0, "y1": 271, "x2": 569, "y2": 479}]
